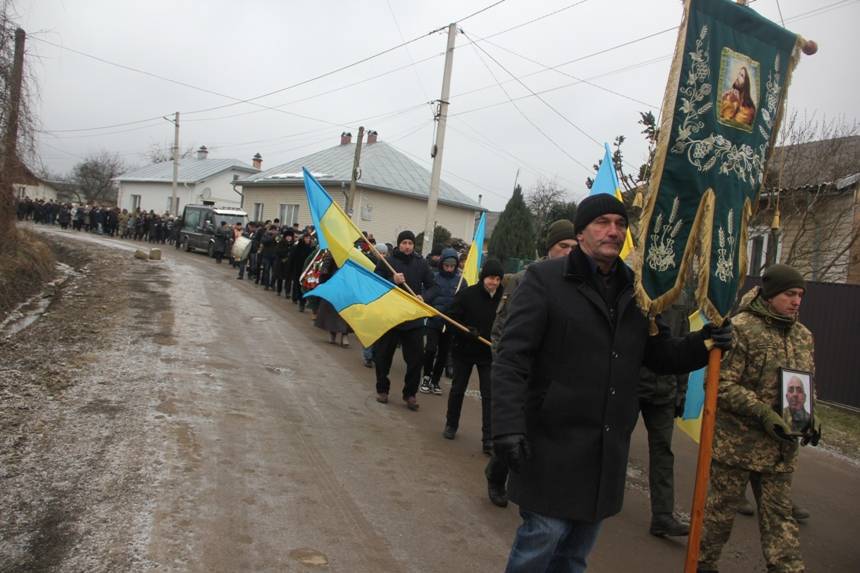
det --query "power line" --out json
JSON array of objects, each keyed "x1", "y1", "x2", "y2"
[
  {"x1": 450, "y1": 54, "x2": 671, "y2": 117},
  {"x1": 479, "y1": 37, "x2": 658, "y2": 109},
  {"x1": 465, "y1": 33, "x2": 593, "y2": 173},
  {"x1": 478, "y1": 0, "x2": 592, "y2": 41}
]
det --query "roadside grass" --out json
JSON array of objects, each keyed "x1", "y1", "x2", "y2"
[
  {"x1": 0, "y1": 228, "x2": 55, "y2": 320},
  {"x1": 815, "y1": 402, "x2": 860, "y2": 462}
]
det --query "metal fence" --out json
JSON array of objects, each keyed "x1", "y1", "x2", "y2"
[{"x1": 740, "y1": 277, "x2": 860, "y2": 408}]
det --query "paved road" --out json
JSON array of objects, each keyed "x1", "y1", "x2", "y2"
[{"x1": 26, "y1": 228, "x2": 860, "y2": 571}]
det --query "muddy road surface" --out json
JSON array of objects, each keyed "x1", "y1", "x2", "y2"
[{"x1": 1, "y1": 228, "x2": 858, "y2": 572}]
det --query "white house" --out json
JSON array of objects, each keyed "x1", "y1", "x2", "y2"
[
  {"x1": 13, "y1": 162, "x2": 59, "y2": 202},
  {"x1": 115, "y1": 146, "x2": 259, "y2": 214},
  {"x1": 236, "y1": 132, "x2": 484, "y2": 245}
]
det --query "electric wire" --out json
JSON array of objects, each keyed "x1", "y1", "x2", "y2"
[{"x1": 465, "y1": 33, "x2": 593, "y2": 173}]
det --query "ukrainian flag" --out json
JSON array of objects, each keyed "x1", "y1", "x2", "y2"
[
  {"x1": 308, "y1": 259, "x2": 438, "y2": 346},
  {"x1": 676, "y1": 310, "x2": 707, "y2": 443},
  {"x1": 461, "y1": 213, "x2": 486, "y2": 287},
  {"x1": 303, "y1": 167, "x2": 375, "y2": 271},
  {"x1": 590, "y1": 143, "x2": 634, "y2": 260}
]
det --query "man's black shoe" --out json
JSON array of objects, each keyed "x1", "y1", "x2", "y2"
[
  {"x1": 488, "y1": 482, "x2": 508, "y2": 508},
  {"x1": 649, "y1": 514, "x2": 690, "y2": 537},
  {"x1": 443, "y1": 425, "x2": 456, "y2": 440}
]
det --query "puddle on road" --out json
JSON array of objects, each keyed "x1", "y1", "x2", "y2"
[
  {"x1": 1, "y1": 262, "x2": 78, "y2": 339},
  {"x1": 289, "y1": 548, "x2": 329, "y2": 567}
]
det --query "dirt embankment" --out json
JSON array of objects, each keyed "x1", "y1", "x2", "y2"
[
  {"x1": 0, "y1": 229, "x2": 57, "y2": 319},
  {"x1": 0, "y1": 236, "x2": 171, "y2": 572}
]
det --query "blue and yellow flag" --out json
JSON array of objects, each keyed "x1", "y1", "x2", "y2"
[
  {"x1": 461, "y1": 213, "x2": 486, "y2": 287},
  {"x1": 303, "y1": 167, "x2": 375, "y2": 271},
  {"x1": 676, "y1": 309, "x2": 707, "y2": 443},
  {"x1": 590, "y1": 143, "x2": 634, "y2": 260},
  {"x1": 307, "y1": 259, "x2": 438, "y2": 347}
]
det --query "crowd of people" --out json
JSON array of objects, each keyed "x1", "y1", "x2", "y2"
[
  {"x1": 19, "y1": 193, "x2": 823, "y2": 572},
  {"x1": 17, "y1": 197, "x2": 177, "y2": 243}
]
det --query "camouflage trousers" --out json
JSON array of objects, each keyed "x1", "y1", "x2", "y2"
[{"x1": 698, "y1": 461, "x2": 803, "y2": 572}]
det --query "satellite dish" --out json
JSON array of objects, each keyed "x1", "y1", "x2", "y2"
[{"x1": 200, "y1": 187, "x2": 212, "y2": 200}]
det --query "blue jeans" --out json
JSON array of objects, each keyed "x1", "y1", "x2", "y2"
[{"x1": 505, "y1": 510, "x2": 602, "y2": 573}]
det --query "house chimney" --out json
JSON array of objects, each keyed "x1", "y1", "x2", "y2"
[
  {"x1": 367, "y1": 130, "x2": 378, "y2": 144},
  {"x1": 197, "y1": 145, "x2": 208, "y2": 160},
  {"x1": 252, "y1": 153, "x2": 262, "y2": 170},
  {"x1": 340, "y1": 132, "x2": 352, "y2": 145}
]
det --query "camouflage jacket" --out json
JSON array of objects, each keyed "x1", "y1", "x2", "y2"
[
  {"x1": 713, "y1": 287, "x2": 814, "y2": 473},
  {"x1": 490, "y1": 258, "x2": 545, "y2": 356}
]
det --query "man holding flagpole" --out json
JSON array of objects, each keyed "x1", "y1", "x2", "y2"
[
  {"x1": 373, "y1": 230, "x2": 435, "y2": 411},
  {"x1": 492, "y1": 195, "x2": 732, "y2": 572}
]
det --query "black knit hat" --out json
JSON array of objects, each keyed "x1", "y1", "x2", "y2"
[
  {"x1": 397, "y1": 230, "x2": 416, "y2": 245},
  {"x1": 574, "y1": 194, "x2": 628, "y2": 233},
  {"x1": 545, "y1": 219, "x2": 576, "y2": 252},
  {"x1": 480, "y1": 258, "x2": 504, "y2": 280},
  {"x1": 761, "y1": 264, "x2": 805, "y2": 299}
]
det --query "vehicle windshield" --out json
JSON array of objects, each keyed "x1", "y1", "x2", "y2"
[{"x1": 213, "y1": 213, "x2": 246, "y2": 227}]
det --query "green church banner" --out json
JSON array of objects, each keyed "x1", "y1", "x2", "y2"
[{"x1": 635, "y1": 0, "x2": 804, "y2": 323}]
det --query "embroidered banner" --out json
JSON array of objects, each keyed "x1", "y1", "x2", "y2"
[{"x1": 635, "y1": 0, "x2": 803, "y2": 323}]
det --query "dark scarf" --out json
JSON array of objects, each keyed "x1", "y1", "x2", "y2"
[{"x1": 748, "y1": 295, "x2": 796, "y2": 329}]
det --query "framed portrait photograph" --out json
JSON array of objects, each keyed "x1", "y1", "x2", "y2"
[{"x1": 778, "y1": 368, "x2": 814, "y2": 435}]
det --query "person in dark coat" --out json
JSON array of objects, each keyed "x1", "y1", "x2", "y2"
[
  {"x1": 212, "y1": 221, "x2": 230, "y2": 263},
  {"x1": 289, "y1": 233, "x2": 315, "y2": 311},
  {"x1": 313, "y1": 253, "x2": 353, "y2": 346},
  {"x1": 420, "y1": 247, "x2": 461, "y2": 395},
  {"x1": 442, "y1": 258, "x2": 504, "y2": 452},
  {"x1": 492, "y1": 194, "x2": 733, "y2": 572},
  {"x1": 373, "y1": 230, "x2": 435, "y2": 411},
  {"x1": 273, "y1": 228, "x2": 295, "y2": 296}
]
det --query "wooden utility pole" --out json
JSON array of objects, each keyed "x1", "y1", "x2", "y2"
[
  {"x1": 346, "y1": 126, "x2": 364, "y2": 223},
  {"x1": 422, "y1": 23, "x2": 457, "y2": 254},
  {"x1": 171, "y1": 112, "x2": 180, "y2": 216},
  {"x1": 1, "y1": 27, "x2": 25, "y2": 239}
]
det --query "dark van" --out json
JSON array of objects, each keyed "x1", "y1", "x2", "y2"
[{"x1": 179, "y1": 204, "x2": 247, "y2": 256}]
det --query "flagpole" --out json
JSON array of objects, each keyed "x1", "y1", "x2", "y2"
[
  {"x1": 683, "y1": 346, "x2": 722, "y2": 572},
  {"x1": 362, "y1": 240, "x2": 491, "y2": 347}
]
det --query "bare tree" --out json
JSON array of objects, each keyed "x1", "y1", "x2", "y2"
[
  {"x1": 145, "y1": 142, "x2": 194, "y2": 164},
  {"x1": 71, "y1": 151, "x2": 126, "y2": 205},
  {"x1": 526, "y1": 177, "x2": 567, "y2": 233},
  {"x1": 0, "y1": 2, "x2": 37, "y2": 239},
  {"x1": 753, "y1": 112, "x2": 860, "y2": 281}
]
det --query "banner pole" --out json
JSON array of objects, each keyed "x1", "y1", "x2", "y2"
[{"x1": 683, "y1": 347, "x2": 723, "y2": 572}]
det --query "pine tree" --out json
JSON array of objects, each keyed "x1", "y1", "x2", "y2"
[{"x1": 488, "y1": 185, "x2": 535, "y2": 263}]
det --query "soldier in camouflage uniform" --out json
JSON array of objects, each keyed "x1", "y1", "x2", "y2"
[{"x1": 698, "y1": 264, "x2": 821, "y2": 573}]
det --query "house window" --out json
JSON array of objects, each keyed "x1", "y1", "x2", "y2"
[
  {"x1": 131, "y1": 194, "x2": 142, "y2": 211},
  {"x1": 253, "y1": 202, "x2": 264, "y2": 222},
  {"x1": 747, "y1": 227, "x2": 782, "y2": 276},
  {"x1": 279, "y1": 203, "x2": 300, "y2": 226},
  {"x1": 166, "y1": 196, "x2": 180, "y2": 213},
  {"x1": 361, "y1": 201, "x2": 374, "y2": 221},
  {"x1": 17, "y1": 186, "x2": 26, "y2": 199}
]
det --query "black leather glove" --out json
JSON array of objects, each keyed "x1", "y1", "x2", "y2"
[
  {"x1": 801, "y1": 416, "x2": 822, "y2": 447},
  {"x1": 703, "y1": 320, "x2": 733, "y2": 351},
  {"x1": 493, "y1": 433, "x2": 532, "y2": 473},
  {"x1": 674, "y1": 396, "x2": 686, "y2": 419},
  {"x1": 466, "y1": 326, "x2": 480, "y2": 340}
]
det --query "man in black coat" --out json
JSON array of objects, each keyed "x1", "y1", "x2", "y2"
[
  {"x1": 442, "y1": 258, "x2": 504, "y2": 452},
  {"x1": 492, "y1": 194, "x2": 732, "y2": 572},
  {"x1": 373, "y1": 230, "x2": 435, "y2": 411}
]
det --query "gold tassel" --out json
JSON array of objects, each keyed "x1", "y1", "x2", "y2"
[
  {"x1": 771, "y1": 208, "x2": 780, "y2": 230},
  {"x1": 632, "y1": 189, "x2": 644, "y2": 209}
]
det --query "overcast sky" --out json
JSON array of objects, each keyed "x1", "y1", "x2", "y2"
[{"x1": 19, "y1": 0, "x2": 859, "y2": 211}]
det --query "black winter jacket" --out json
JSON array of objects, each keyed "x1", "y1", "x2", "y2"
[
  {"x1": 374, "y1": 248, "x2": 434, "y2": 331},
  {"x1": 448, "y1": 282, "x2": 503, "y2": 364},
  {"x1": 492, "y1": 247, "x2": 709, "y2": 522}
]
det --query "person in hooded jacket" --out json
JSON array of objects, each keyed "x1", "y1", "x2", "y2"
[
  {"x1": 373, "y1": 230, "x2": 435, "y2": 411},
  {"x1": 420, "y1": 247, "x2": 461, "y2": 395},
  {"x1": 443, "y1": 259, "x2": 504, "y2": 453}
]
